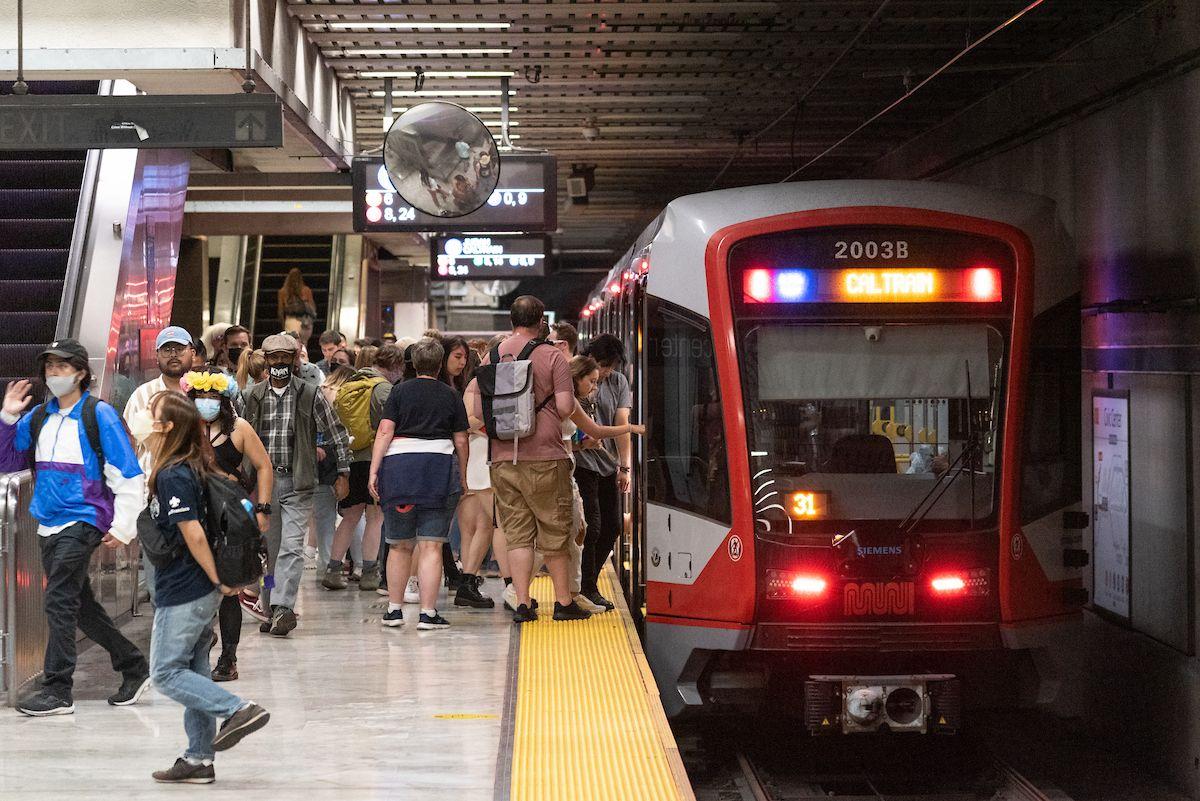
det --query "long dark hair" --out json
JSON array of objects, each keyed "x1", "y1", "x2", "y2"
[
  {"x1": 185, "y1": 366, "x2": 238, "y2": 437},
  {"x1": 148, "y1": 391, "x2": 216, "y2": 496},
  {"x1": 439, "y1": 336, "x2": 471, "y2": 394}
]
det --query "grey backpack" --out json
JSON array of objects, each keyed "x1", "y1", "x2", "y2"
[{"x1": 474, "y1": 339, "x2": 553, "y2": 453}]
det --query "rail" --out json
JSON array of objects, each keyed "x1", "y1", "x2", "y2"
[{"x1": 0, "y1": 471, "x2": 141, "y2": 706}]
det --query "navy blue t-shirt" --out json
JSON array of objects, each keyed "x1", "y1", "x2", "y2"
[{"x1": 151, "y1": 464, "x2": 214, "y2": 607}]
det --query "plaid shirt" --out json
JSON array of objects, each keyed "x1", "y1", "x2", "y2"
[{"x1": 261, "y1": 383, "x2": 352, "y2": 472}]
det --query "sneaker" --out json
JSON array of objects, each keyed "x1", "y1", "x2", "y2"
[
  {"x1": 240, "y1": 592, "x2": 269, "y2": 623},
  {"x1": 212, "y1": 652, "x2": 238, "y2": 682},
  {"x1": 303, "y1": 544, "x2": 318, "y2": 562},
  {"x1": 258, "y1": 620, "x2": 271, "y2": 634},
  {"x1": 502, "y1": 583, "x2": 517, "y2": 612},
  {"x1": 359, "y1": 564, "x2": 381, "y2": 592},
  {"x1": 376, "y1": 587, "x2": 390, "y2": 597},
  {"x1": 403, "y1": 576, "x2": 420, "y2": 604},
  {"x1": 512, "y1": 603, "x2": 538, "y2": 624},
  {"x1": 212, "y1": 703, "x2": 270, "y2": 752},
  {"x1": 269, "y1": 606, "x2": 297, "y2": 637},
  {"x1": 152, "y1": 758, "x2": 215, "y2": 784},
  {"x1": 553, "y1": 601, "x2": 593, "y2": 621},
  {"x1": 108, "y1": 672, "x2": 152, "y2": 706},
  {"x1": 381, "y1": 608, "x2": 404, "y2": 627},
  {"x1": 17, "y1": 692, "x2": 74, "y2": 717},
  {"x1": 454, "y1": 578, "x2": 495, "y2": 609},
  {"x1": 321, "y1": 571, "x2": 347, "y2": 591},
  {"x1": 417, "y1": 612, "x2": 451, "y2": 630},
  {"x1": 584, "y1": 590, "x2": 615, "y2": 611},
  {"x1": 573, "y1": 594, "x2": 606, "y2": 614}
]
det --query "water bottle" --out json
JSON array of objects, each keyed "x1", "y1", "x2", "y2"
[{"x1": 240, "y1": 499, "x2": 255, "y2": 518}]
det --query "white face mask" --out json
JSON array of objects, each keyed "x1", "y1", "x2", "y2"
[
  {"x1": 45, "y1": 373, "x2": 80, "y2": 399},
  {"x1": 129, "y1": 407, "x2": 156, "y2": 444}
]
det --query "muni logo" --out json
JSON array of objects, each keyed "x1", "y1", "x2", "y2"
[{"x1": 843, "y1": 581, "x2": 915, "y2": 616}]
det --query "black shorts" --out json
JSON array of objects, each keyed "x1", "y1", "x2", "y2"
[{"x1": 339, "y1": 461, "x2": 377, "y2": 509}]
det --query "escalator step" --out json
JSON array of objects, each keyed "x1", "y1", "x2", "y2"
[
  {"x1": 0, "y1": 280, "x2": 65, "y2": 312},
  {"x1": 0, "y1": 219, "x2": 76, "y2": 248},
  {"x1": 0, "y1": 188, "x2": 79, "y2": 219},
  {"x1": 0, "y1": 160, "x2": 84, "y2": 188},
  {"x1": 0, "y1": 344, "x2": 50, "y2": 379},
  {"x1": 0, "y1": 312, "x2": 57, "y2": 343},
  {"x1": 0, "y1": 249, "x2": 70, "y2": 279}
]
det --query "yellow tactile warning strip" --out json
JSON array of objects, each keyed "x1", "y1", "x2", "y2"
[{"x1": 510, "y1": 571, "x2": 695, "y2": 801}]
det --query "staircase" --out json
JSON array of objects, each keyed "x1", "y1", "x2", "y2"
[
  {"x1": 0, "y1": 82, "x2": 97, "y2": 391},
  {"x1": 253, "y1": 235, "x2": 334, "y2": 360}
]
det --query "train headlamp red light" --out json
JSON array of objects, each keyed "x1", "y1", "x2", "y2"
[
  {"x1": 929, "y1": 568, "x2": 990, "y2": 597},
  {"x1": 765, "y1": 569, "x2": 829, "y2": 600},
  {"x1": 930, "y1": 575, "x2": 966, "y2": 594},
  {"x1": 742, "y1": 267, "x2": 1002, "y2": 304}
]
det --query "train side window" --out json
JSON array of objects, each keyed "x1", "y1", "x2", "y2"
[
  {"x1": 646, "y1": 298, "x2": 731, "y2": 523},
  {"x1": 1021, "y1": 295, "x2": 1082, "y2": 522}
]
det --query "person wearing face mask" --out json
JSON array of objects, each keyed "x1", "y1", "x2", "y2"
[
  {"x1": 124, "y1": 326, "x2": 195, "y2": 598},
  {"x1": 224, "y1": 325, "x2": 252, "y2": 376},
  {"x1": 0, "y1": 339, "x2": 149, "y2": 717},
  {"x1": 182, "y1": 369, "x2": 273, "y2": 682},
  {"x1": 241, "y1": 335, "x2": 351, "y2": 636}
]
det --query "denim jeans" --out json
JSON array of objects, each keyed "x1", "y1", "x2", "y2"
[
  {"x1": 262, "y1": 475, "x2": 314, "y2": 610},
  {"x1": 150, "y1": 590, "x2": 245, "y2": 761},
  {"x1": 40, "y1": 523, "x2": 147, "y2": 699},
  {"x1": 311, "y1": 482, "x2": 338, "y2": 573}
]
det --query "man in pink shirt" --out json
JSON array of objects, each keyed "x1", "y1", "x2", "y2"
[{"x1": 466, "y1": 296, "x2": 590, "y2": 623}]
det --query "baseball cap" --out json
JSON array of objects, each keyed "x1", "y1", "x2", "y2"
[
  {"x1": 38, "y1": 338, "x2": 89, "y2": 362},
  {"x1": 155, "y1": 326, "x2": 193, "y2": 350},
  {"x1": 262, "y1": 334, "x2": 298, "y2": 354}
]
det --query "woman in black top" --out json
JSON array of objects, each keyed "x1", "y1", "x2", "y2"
[{"x1": 183, "y1": 368, "x2": 273, "y2": 681}]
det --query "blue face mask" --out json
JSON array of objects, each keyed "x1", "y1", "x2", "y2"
[{"x1": 194, "y1": 398, "x2": 222, "y2": 422}]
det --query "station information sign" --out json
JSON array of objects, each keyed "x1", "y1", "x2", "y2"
[
  {"x1": 352, "y1": 154, "x2": 557, "y2": 233},
  {"x1": 432, "y1": 234, "x2": 548, "y2": 280}
]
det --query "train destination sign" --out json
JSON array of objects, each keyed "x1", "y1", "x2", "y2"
[
  {"x1": 742, "y1": 267, "x2": 1003, "y2": 304},
  {"x1": 352, "y1": 153, "x2": 557, "y2": 233},
  {"x1": 0, "y1": 94, "x2": 283, "y2": 149},
  {"x1": 432, "y1": 234, "x2": 548, "y2": 280}
]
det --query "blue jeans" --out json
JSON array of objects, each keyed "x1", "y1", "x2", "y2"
[{"x1": 150, "y1": 590, "x2": 245, "y2": 761}]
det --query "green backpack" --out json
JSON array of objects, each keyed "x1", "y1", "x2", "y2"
[{"x1": 334, "y1": 371, "x2": 387, "y2": 451}]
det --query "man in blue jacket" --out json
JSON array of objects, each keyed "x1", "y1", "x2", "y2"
[{"x1": 0, "y1": 339, "x2": 149, "y2": 716}]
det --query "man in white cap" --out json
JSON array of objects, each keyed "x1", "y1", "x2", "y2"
[{"x1": 242, "y1": 334, "x2": 351, "y2": 636}]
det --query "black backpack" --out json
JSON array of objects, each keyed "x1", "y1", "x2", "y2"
[{"x1": 200, "y1": 473, "x2": 267, "y2": 588}]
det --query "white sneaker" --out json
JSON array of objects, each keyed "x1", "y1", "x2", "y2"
[
  {"x1": 403, "y1": 577, "x2": 420, "y2": 604},
  {"x1": 573, "y1": 593, "x2": 605, "y2": 614},
  {"x1": 304, "y1": 545, "x2": 318, "y2": 561},
  {"x1": 502, "y1": 583, "x2": 517, "y2": 612}
]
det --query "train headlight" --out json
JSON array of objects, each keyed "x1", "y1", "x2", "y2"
[
  {"x1": 765, "y1": 569, "x2": 829, "y2": 600},
  {"x1": 928, "y1": 568, "x2": 990, "y2": 597}
]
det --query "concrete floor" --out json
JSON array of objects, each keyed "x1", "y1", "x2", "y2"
[{"x1": 0, "y1": 569, "x2": 511, "y2": 799}]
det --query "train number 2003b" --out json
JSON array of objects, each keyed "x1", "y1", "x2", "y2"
[{"x1": 834, "y1": 240, "x2": 909, "y2": 259}]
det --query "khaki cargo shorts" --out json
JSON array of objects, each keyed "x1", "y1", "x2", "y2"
[{"x1": 490, "y1": 459, "x2": 574, "y2": 555}]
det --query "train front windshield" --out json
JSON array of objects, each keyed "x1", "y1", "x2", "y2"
[{"x1": 741, "y1": 322, "x2": 1004, "y2": 530}]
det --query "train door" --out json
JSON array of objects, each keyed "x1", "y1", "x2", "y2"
[{"x1": 627, "y1": 277, "x2": 648, "y2": 627}]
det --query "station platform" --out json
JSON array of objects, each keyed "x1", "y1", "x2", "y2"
[{"x1": 0, "y1": 568, "x2": 692, "y2": 801}]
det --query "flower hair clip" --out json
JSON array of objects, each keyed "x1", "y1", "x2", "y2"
[{"x1": 181, "y1": 371, "x2": 236, "y2": 398}]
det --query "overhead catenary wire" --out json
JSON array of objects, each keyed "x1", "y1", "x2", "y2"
[
  {"x1": 706, "y1": 0, "x2": 892, "y2": 190},
  {"x1": 779, "y1": 0, "x2": 1049, "y2": 182}
]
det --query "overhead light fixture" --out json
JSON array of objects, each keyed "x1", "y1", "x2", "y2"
[
  {"x1": 368, "y1": 89, "x2": 516, "y2": 98},
  {"x1": 357, "y1": 70, "x2": 515, "y2": 79},
  {"x1": 327, "y1": 21, "x2": 510, "y2": 31},
  {"x1": 377, "y1": 106, "x2": 519, "y2": 114},
  {"x1": 382, "y1": 116, "x2": 519, "y2": 134},
  {"x1": 338, "y1": 47, "x2": 512, "y2": 56}
]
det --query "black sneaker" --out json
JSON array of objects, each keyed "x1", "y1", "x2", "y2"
[
  {"x1": 553, "y1": 601, "x2": 593, "y2": 621},
  {"x1": 108, "y1": 672, "x2": 152, "y2": 706},
  {"x1": 584, "y1": 590, "x2": 615, "y2": 611},
  {"x1": 212, "y1": 703, "x2": 270, "y2": 751},
  {"x1": 212, "y1": 652, "x2": 238, "y2": 682},
  {"x1": 381, "y1": 608, "x2": 404, "y2": 628},
  {"x1": 454, "y1": 579, "x2": 495, "y2": 609},
  {"x1": 269, "y1": 606, "x2": 297, "y2": 637},
  {"x1": 512, "y1": 603, "x2": 538, "y2": 624},
  {"x1": 417, "y1": 612, "x2": 451, "y2": 630},
  {"x1": 258, "y1": 620, "x2": 271, "y2": 634},
  {"x1": 17, "y1": 692, "x2": 74, "y2": 717},
  {"x1": 152, "y1": 757, "x2": 215, "y2": 784}
]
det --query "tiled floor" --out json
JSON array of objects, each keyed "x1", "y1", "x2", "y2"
[{"x1": 0, "y1": 573, "x2": 512, "y2": 799}]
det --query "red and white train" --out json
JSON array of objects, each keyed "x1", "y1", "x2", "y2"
[{"x1": 579, "y1": 181, "x2": 1088, "y2": 733}]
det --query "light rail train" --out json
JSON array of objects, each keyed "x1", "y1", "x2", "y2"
[{"x1": 579, "y1": 181, "x2": 1088, "y2": 734}]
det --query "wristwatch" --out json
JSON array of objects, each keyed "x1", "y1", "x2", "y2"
[
  {"x1": 619, "y1": 466, "x2": 631, "y2": 474},
  {"x1": 254, "y1": 503, "x2": 273, "y2": 516}
]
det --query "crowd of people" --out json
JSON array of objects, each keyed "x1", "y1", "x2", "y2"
[{"x1": 0, "y1": 293, "x2": 643, "y2": 784}]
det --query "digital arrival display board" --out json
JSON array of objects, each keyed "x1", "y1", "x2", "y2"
[
  {"x1": 432, "y1": 234, "x2": 548, "y2": 280},
  {"x1": 352, "y1": 153, "x2": 557, "y2": 233}
]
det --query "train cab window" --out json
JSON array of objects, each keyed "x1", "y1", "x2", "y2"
[
  {"x1": 739, "y1": 323, "x2": 1005, "y2": 528},
  {"x1": 646, "y1": 299, "x2": 731, "y2": 523}
]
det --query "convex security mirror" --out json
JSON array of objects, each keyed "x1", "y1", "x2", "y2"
[{"x1": 383, "y1": 101, "x2": 501, "y2": 218}]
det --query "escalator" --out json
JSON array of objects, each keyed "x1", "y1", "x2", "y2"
[{"x1": 253, "y1": 235, "x2": 334, "y2": 360}]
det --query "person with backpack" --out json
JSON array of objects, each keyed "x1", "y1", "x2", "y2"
[
  {"x1": 465, "y1": 296, "x2": 591, "y2": 623},
  {"x1": 242, "y1": 335, "x2": 351, "y2": 637},
  {"x1": 0, "y1": 339, "x2": 151, "y2": 717},
  {"x1": 182, "y1": 368, "x2": 273, "y2": 682},
  {"x1": 140, "y1": 390, "x2": 269, "y2": 784},
  {"x1": 322, "y1": 344, "x2": 403, "y2": 591}
]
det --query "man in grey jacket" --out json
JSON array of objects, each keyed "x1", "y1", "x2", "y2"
[{"x1": 243, "y1": 335, "x2": 351, "y2": 636}]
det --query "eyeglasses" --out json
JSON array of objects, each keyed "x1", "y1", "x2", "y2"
[{"x1": 158, "y1": 343, "x2": 191, "y2": 356}]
